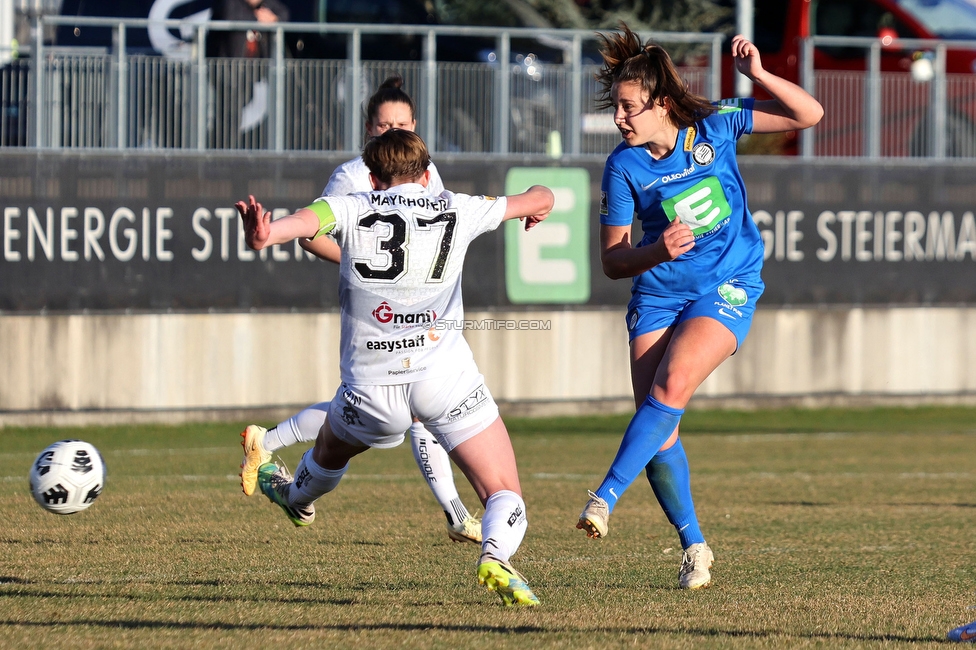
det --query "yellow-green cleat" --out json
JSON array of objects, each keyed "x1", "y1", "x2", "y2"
[{"x1": 477, "y1": 559, "x2": 540, "y2": 607}]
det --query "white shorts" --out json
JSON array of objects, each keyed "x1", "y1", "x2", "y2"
[{"x1": 327, "y1": 360, "x2": 499, "y2": 453}]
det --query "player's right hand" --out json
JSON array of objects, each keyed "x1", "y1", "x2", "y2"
[
  {"x1": 235, "y1": 194, "x2": 271, "y2": 250},
  {"x1": 654, "y1": 217, "x2": 695, "y2": 262}
]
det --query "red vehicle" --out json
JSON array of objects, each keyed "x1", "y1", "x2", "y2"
[{"x1": 726, "y1": 0, "x2": 976, "y2": 156}]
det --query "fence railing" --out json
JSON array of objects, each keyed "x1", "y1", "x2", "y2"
[
  {"x1": 799, "y1": 35, "x2": 976, "y2": 159},
  {"x1": 4, "y1": 20, "x2": 976, "y2": 158},
  {"x1": 1, "y1": 17, "x2": 721, "y2": 156}
]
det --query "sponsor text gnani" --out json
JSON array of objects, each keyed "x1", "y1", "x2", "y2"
[{"x1": 372, "y1": 301, "x2": 436, "y2": 327}]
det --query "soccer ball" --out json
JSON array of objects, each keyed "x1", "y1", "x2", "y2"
[{"x1": 29, "y1": 440, "x2": 106, "y2": 515}]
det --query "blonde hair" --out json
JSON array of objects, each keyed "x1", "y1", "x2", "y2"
[
  {"x1": 595, "y1": 23, "x2": 714, "y2": 129},
  {"x1": 362, "y1": 129, "x2": 430, "y2": 185}
]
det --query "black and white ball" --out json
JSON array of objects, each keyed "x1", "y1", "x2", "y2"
[{"x1": 29, "y1": 440, "x2": 106, "y2": 515}]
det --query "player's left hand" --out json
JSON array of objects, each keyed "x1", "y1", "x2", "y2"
[
  {"x1": 521, "y1": 213, "x2": 549, "y2": 231},
  {"x1": 235, "y1": 194, "x2": 272, "y2": 250},
  {"x1": 732, "y1": 35, "x2": 764, "y2": 80}
]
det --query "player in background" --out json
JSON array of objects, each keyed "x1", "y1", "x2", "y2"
[
  {"x1": 239, "y1": 75, "x2": 481, "y2": 546},
  {"x1": 236, "y1": 129, "x2": 554, "y2": 606},
  {"x1": 575, "y1": 25, "x2": 823, "y2": 589}
]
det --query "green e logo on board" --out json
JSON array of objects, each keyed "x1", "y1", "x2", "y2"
[{"x1": 504, "y1": 167, "x2": 590, "y2": 304}]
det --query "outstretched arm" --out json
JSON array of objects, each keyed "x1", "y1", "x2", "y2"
[
  {"x1": 235, "y1": 194, "x2": 322, "y2": 251},
  {"x1": 732, "y1": 35, "x2": 824, "y2": 134},
  {"x1": 502, "y1": 185, "x2": 555, "y2": 231}
]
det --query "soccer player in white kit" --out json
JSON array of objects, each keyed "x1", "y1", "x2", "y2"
[
  {"x1": 238, "y1": 75, "x2": 482, "y2": 546},
  {"x1": 235, "y1": 129, "x2": 554, "y2": 606}
]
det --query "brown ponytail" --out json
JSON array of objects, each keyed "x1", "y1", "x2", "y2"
[{"x1": 595, "y1": 24, "x2": 714, "y2": 129}]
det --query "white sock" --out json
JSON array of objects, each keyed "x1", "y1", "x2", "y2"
[
  {"x1": 480, "y1": 490, "x2": 527, "y2": 564},
  {"x1": 264, "y1": 402, "x2": 329, "y2": 453},
  {"x1": 410, "y1": 422, "x2": 471, "y2": 526},
  {"x1": 288, "y1": 449, "x2": 346, "y2": 507}
]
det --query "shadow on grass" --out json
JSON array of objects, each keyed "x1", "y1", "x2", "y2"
[
  {"x1": 0, "y1": 588, "x2": 358, "y2": 606},
  {"x1": 0, "y1": 618, "x2": 945, "y2": 643},
  {"x1": 770, "y1": 501, "x2": 976, "y2": 508}
]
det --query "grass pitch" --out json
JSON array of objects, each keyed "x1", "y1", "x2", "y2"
[{"x1": 1, "y1": 407, "x2": 974, "y2": 649}]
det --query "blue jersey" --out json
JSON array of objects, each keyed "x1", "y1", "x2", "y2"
[{"x1": 600, "y1": 98, "x2": 764, "y2": 299}]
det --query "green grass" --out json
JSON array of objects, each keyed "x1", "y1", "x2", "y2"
[{"x1": 1, "y1": 408, "x2": 975, "y2": 649}]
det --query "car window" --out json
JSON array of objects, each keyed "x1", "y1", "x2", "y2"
[
  {"x1": 815, "y1": 0, "x2": 899, "y2": 37},
  {"x1": 754, "y1": 0, "x2": 791, "y2": 53},
  {"x1": 814, "y1": 0, "x2": 915, "y2": 57},
  {"x1": 894, "y1": 0, "x2": 976, "y2": 39}
]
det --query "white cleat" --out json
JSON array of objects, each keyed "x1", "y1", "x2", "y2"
[
  {"x1": 576, "y1": 490, "x2": 609, "y2": 538},
  {"x1": 447, "y1": 514, "x2": 482, "y2": 544},
  {"x1": 679, "y1": 542, "x2": 714, "y2": 589}
]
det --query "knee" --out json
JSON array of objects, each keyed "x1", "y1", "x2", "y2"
[{"x1": 652, "y1": 368, "x2": 694, "y2": 408}]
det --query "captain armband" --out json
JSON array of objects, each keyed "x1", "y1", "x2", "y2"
[{"x1": 305, "y1": 200, "x2": 337, "y2": 239}]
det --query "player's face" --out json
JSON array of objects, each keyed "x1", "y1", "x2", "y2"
[
  {"x1": 610, "y1": 80, "x2": 672, "y2": 148},
  {"x1": 366, "y1": 102, "x2": 416, "y2": 137}
]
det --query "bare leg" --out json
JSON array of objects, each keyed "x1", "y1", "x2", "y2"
[{"x1": 446, "y1": 417, "x2": 522, "y2": 504}]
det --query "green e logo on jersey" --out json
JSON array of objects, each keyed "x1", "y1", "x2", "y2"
[{"x1": 661, "y1": 176, "x2": 732, "y2": 236}]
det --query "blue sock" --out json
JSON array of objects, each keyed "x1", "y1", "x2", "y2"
[
  {"x1": 595, "y1": 395, "x2": 683, "y2": 512},
  {"x1": 646, "y1": 438, "x2": 705, "y2": 548}
]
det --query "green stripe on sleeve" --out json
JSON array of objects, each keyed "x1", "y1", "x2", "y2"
[{"x1": 306, "y1": 200, "x2": 337, "y2": 239}]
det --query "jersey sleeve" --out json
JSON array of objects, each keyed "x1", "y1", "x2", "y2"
[
  {"x1": 304, "y1": 195, "x2": 362, "y2": 240},
  {"x1": 323, "y1": 158, "x2": 371, "y2": 196},
  {"x1": 323, "y1": 168, "x2": 356, "y2": 197},
  {"x1": 304, "y1": 198, "x2": 338, "y2": 239},
  {"x1": 711, "y1": 97, "x2": 755, "y2": 139},
  {"x1": 600, "y1": 158, "x2": 636, "y2": 227},
  {"x1": 449, "y1": 192, "x2": 508, "y2": 242},
  {"x1": 428, "y1": 161, "x2": 446, "y2": 195}
]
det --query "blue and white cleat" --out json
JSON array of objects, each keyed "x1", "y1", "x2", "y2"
[{"x1": 948, "y1": 620, "x2": 976, "y2": 643}]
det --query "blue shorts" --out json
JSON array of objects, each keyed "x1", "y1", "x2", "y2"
[{"x1": 626, "y1": 275, "x2": 765, "y2": 349}]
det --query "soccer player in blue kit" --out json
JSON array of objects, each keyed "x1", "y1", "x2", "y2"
[{"x1": 575, "y1": 25, "x2": 823, "y2": 589}]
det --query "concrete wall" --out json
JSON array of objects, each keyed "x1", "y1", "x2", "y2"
[{"x1": 2, "y1": 306, "x2": 974, "y2": 427}]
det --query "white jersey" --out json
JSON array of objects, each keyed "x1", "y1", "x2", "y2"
[
  {"x1": 317, "y1": 183, "x2": 506, "y2": 385},
  {"x1": 323, "y1": 156, "x2": 445, "y2": 196}
]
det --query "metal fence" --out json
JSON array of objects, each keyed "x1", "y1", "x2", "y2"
[
  {"x1": 1, "y1": 18, "x2": 724, "y2": 155},
  {"x1": 4, "y1": 19, "x2": 976, "y2": 158},
  {"x1": 801, "y1": 35, "x2": 976, "y2": 159}
]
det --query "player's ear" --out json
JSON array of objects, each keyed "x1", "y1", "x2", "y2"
[
  {"x1": 419, "y1": 169, "x2": 431, "y2": 188},
  {"x1": 369, "y1": 173, "x2": 379, "y2": 190}
]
